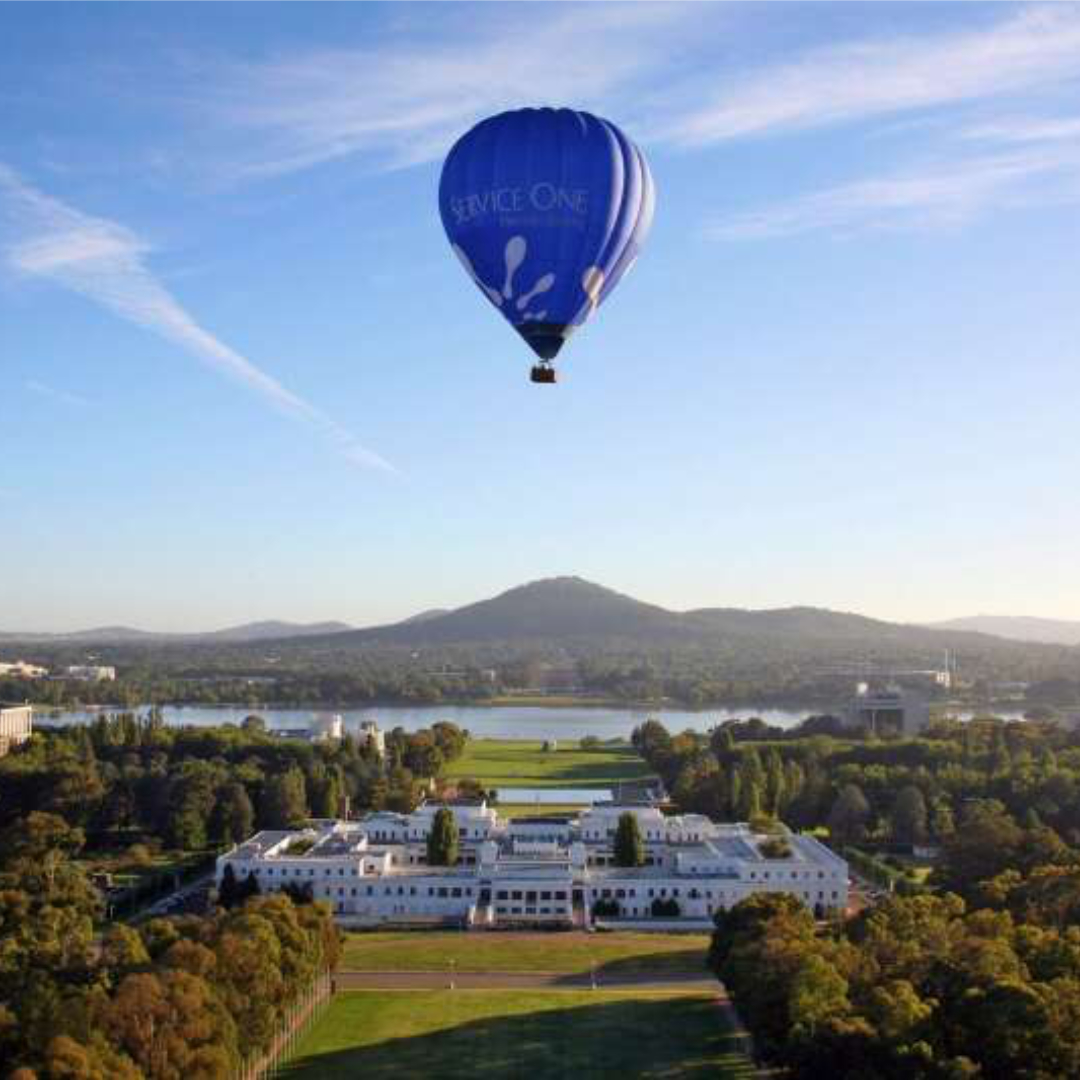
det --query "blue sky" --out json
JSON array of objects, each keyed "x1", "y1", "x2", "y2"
[{"x1": 3, "y1": 3, "x2": 1080, "y2": 632}]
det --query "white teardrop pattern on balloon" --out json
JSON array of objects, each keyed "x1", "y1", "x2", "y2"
[
  {"x1": 516, "y1": 273, "x2": 554, "y2": 311},
  {"x1": 452, "y1": 244, "x2": 503, "y2": 307},
  {"x1": 454, "y1": 236, "x2": 557, "y2": 324},
  {"x1": 502, "y1": 235, "x2": 526, "y2": 299}
]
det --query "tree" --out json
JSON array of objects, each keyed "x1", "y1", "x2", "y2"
[
  {"x1": 426, "y1": 808, "x2": 459, "y2": 866},
  {"x1": 241, "y1": 715, "x2": 267, "y2": 734},
  {"x1": 259, "y1": 768, "x2": 309, "y2": 829},
  {"x1": 889, "y1": 785, "x2": 928, "y2": 846},
  {"x1": 102, "y1": 970, "x2": 238, "y2": 1079},
  {"x1": 218, "y1": 864, "x2": 241, "y2": 909},
  {"x1": 828, "y1": 784, "x2": 871, "y2": 844},
  {"x1": 613, "y1": 812, "x2": 645, "y2": 868},
  {"x1": 211, "y1": 782, "x2": 255, "y2": 846}
]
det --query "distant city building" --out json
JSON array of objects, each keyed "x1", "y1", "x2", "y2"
[
  {"x1": 0, "y1": 660, "x2": 48, "y2": 679},
  {"x1": 844, "y1": 682, "x2": 930, "y2": 737},
  {"x1": 356, "y1": 720, "x2": 386, "y2": 756},
  {"x1": 310, "y1": 713, "x2": 345, "y2": 741},
  {"x1": 216, "y1": 801, "x2": 848, "y2": 928},
  {"x1": 0, "y1": 704, "x2": 33, "y2": 756},
  {"x1": 65, "y1": 665, "x2": 117, "y2": 682},
  {"x1": 276, "y1": 715, "x2": 385, "y2": 756}
]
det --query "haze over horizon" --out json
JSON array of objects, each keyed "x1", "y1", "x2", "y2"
[
  {"x1": 3, "y1": 575, "x2": 1079, "y2": 640},
  {"x1": 4, "y1": 3, "x2": 1080, "y2": 631}
]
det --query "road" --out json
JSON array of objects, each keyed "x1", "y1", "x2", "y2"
[{"x1": 335, "y1": 970, "x2": 722, "y2": 993}]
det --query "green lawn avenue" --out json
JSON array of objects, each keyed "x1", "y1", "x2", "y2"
[
  {"x1": 283, "y1": 990, "x2": 756, "y2": 1079},
  {"x1": 341, "y1": 930, "x2": 710, "y2": 976},
  {"x1": 444, "y1": 738, "x2": 654, "y2": 789}
]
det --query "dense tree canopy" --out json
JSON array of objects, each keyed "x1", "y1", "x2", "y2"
[
  {"x1": 0, "y1": 714, "x2": 468, "y2": 854},
  {"x1": 0, "y1": 809, "x2": 341, "y2": 1078}
]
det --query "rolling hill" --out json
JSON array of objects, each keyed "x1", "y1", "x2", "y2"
[
  {"x1": 0, "y1": 620, "x2": 353, "y2": 645},
  {"x1": 279, "y1": 576, "x2": 1048, "y2": 659},
  {"x1": 929, "y1": 616, "x2": 1080, "y2": 647},
  {"x1": 4, "y1": 580, "x2": 1075, "y2": 682}
]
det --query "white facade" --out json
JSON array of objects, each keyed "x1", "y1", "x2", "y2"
[
  {"x1": 216, "y1": 802, "x2": 848, "y2": 928},
  {"x1": 311, "y1": 713, "x2": 345, "y2": 741},
  {"x1": 844, "y1": 682, "x2": 929, "y2": 736},
  {"x1": 0, "y1": 705, "x2": 33, "y2": 756},
  {"x1": 0, "y1": 660, "x2": 48, "y2": 679},
  {"x1": 65, "y1": 665, "x2": 117, "y2": 682},
  {"x1": 356, "y1": 720, "x2": 386, "y2": 757}
]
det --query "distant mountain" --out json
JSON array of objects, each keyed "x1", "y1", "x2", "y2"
[
  {"x1": 284, "y1": 577, "x2": 1032, "y2": 658},
  {"x1": 319, "y1": 577, "x2": 689, "y2": 646},
  {"x1": 200, "y1": 620, "x2": 353, "y2": 642},
  {"x1": 5, "y1": 581, "x2": 1075, "y2": 670},
  {"x1": 0, "y1": 625, "x2": 162, "y2": 644},
  {"x1": 929, "y1": 616, "x2": 1080, "y2": 647},
  {"x1": 0, "y1": 620, "x2": 354, "y2": 645},
  {"x1": 398, "y1": 609, "x2": 451, "y2": 625}
]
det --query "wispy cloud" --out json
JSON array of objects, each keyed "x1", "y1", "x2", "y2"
[
  {"x1": 708, "y1": 145, "x2": 1080, "y2": 240},
  {"x1": 0, "y1": 165, "x2": 393, "y2": 473},
  {"x1": 963, "y1": 115, "x2": 1080, "y2": 145},
  {"x1": 197, "y1": 4, "x2": 690, "y2": 177},
  {"x1": 25, "y1": 378, "x2": 92, "y2": 409},
  {"x1": 665, "y1": 6, "x2": 1080, "y2": 146}
]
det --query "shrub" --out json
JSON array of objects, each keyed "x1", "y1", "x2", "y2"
[
  {"x1": 758, "y1": 837, "x2": 793, "y2": 859},
  {"x1": 126, "y1": 843, "x2": 153, "y2": 868}
]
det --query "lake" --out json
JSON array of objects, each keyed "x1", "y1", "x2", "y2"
[{"x1": 37, "y1": 701, "x2": 1030, "y2": 740}]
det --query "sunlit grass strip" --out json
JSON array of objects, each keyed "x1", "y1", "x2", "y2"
[{"x1": 283, "y1": 990, "x2": 756, "y2": 1079}]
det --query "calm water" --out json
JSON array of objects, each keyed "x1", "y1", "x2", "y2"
[
  {"x1": 37, "y1": 701, "x2": 1029, "y2": 740},
  {"x1": 494, "y1": 787, "x2": 613, "y2": 805}
]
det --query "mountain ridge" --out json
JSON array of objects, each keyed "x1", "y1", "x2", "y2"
[
  {"x1": 3, "y1": 579, "x2": 1077, "y2": 657},
  {"x1": 927, "y1": 615, "x2": 1080, "y2": 647},
  {"x1": 0, "y1": 619, "x2": 353, "y2": 645}
]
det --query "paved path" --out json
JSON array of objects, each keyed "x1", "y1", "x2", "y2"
[{"x1": 336, "y1": 970, "x2": 722, "y2": 992}]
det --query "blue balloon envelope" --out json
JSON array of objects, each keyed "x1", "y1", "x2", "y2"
[{"x1": 439, "y1": 108, "x2": 654, "y2": 367}]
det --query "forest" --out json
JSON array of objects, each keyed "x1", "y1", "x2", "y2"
[
  {"x1": 0, "y1": 714, "x2": 472, "y2": 1078},
  {"x1": 634, "y1": 716, "x2": 1080, "y2": 1077},
  {"x1": 0, "y1": 713, "x2": 469, "y2": 845},
  {"x1": 0, "y1": 810, "x2": 340, "y2": 1078}
]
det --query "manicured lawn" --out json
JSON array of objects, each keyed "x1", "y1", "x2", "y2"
[
  {"x1": 497, "y1": 803, "x2": 590, "y2": 819},
  {"x1": 445, "y1": 738, "x2": 654, "y2": 789},
  {"x1": 341, "y1": 930, "x2": 709, "y2": 976},
  {"x1": 283, "y1": 990, "x2": 755, "y2": 1079}
]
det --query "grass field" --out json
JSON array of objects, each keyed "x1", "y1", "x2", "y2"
[
  {"x1": 496, "y1": 803, "x2": 591, "y2": 819},
  {"x1": 341, "y1": 931, "x2": 710, "y2": 976},
  {"x1": 283, "y1": 990, "x2": 755, "y2": 1079},
  {"x1": 445, "y1": 739, "x2": 654, "y2": 790}
]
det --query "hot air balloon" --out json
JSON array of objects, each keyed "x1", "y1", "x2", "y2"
[{"x1": 439, "y1": 108, "x2": 654, "y2": 383}]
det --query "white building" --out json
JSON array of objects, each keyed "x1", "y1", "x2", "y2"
[
  {"x1": 65, "y1": 665, "x2": 117, "y2": 682},
  {"x1": 0, "y1": 704, "x2": 33, "y2": 756},
  {"x1": 844, "y1": 682, "x2": 929, "y2": 737},
  {"x1": 276, "y1": 717, "x2": 385, "y2": 756},
  {"x1": 216, "y1": 801, "x2": 848, "y2": 929},
  {"x1": 310, "y1": 713, "x2": 345, "y2": 741},
  {"x1": 0, "y1": 660, "x2": 48, "y2": 679},
  {"x1": 356, "y1": 720, "x2": 385, "y2": 757}
]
